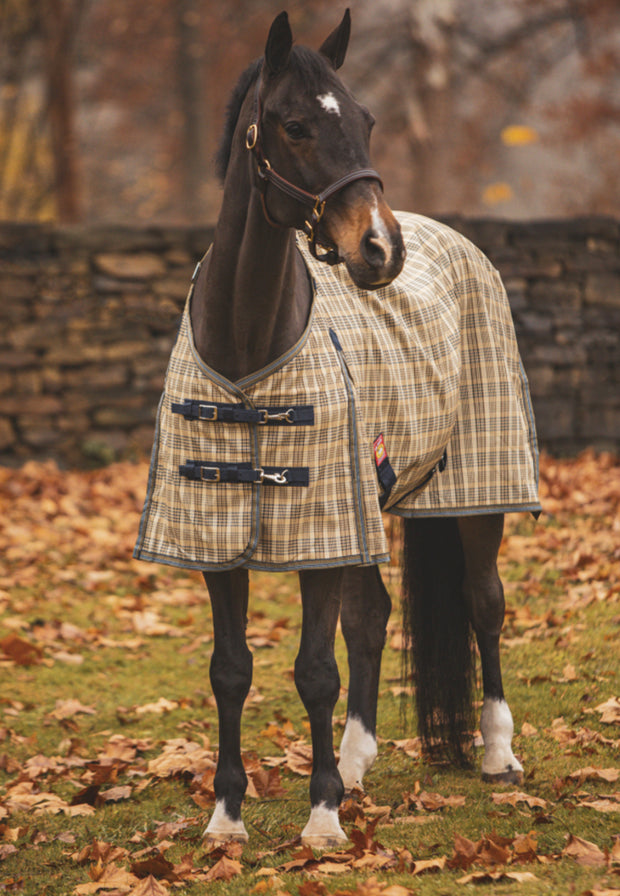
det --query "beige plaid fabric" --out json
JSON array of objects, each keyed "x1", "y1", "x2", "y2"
[{"x1": 134, "y1": 213, "x2": 540, "y2": 571}]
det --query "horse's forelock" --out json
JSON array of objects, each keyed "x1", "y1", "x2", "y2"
[{"x1": 288, "y1": 46, "x2": 336, "y2": 95}]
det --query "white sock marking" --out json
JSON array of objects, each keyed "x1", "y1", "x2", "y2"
[
  {"x1": 338, "y1": 716, "x2": 377, "y2": 791},
  {"x1": 480, "y1": 697, "x2": 523, "y2": 777},
  {"x1": 204, "y1": 799, "x2": 248, "y2": 842},
  {"x1": 301, "y1": 802, "x2": 347, "y2": 847}
]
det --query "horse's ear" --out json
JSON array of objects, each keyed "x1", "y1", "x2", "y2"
[
  {"x1": 265, "y1": 11, "x2": 293, "y2": 76},
  {"x1": 319, "y1": 9, "x2": 351, "y2": 70}
]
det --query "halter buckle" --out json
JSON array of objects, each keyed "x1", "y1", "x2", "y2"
[
  {"x1": 304, "y1": 199, "x2": 326, "y2": 242},
  {"x1": 256, "y1": 156, "x2": 272, "y2": 181},
  {"x1": 246, "y1": 124, "x2": 258, "y2": 150},
  {"x1": 312, "y1": 198, "x2": 326, "y2": 223}
]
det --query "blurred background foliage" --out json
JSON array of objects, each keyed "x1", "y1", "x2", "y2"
[{"x1": 1, "y1": 0, "x2": 619, "y2": 225}]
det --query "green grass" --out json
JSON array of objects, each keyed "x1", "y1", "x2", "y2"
[{"x1": 0, "y1": 459, "x2": 619, "y2": 895}]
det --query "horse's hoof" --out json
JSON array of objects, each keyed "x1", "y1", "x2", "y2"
[
  {"x1": 342, "y1": 784, "x2": 365, "y2": 800},
  {"x1": 301, "y1": 831, "x2": 348, "y2": 850},
  {"x1": 481, "y1": 767, "x2": 524, "y2": 786},
  {"x1": 203, "y1": 831, "x2": 249, "y2": 846},
  {"x1": 301, "y1": 804, "x2": 347, "y2": 849},
  {"x1": 204, "y1": 801, "x2": 249, "y2": 844}
]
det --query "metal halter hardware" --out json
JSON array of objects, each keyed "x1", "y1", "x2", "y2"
[{"x1": 246, "y1": 75, "x2": 383, "y2": 265}]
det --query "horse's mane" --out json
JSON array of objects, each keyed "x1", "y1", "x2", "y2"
[
  {"x1": 215, "y1": 58, "x2": 262, "y2": 183},
  {"x1": 215, "y1": 47, "x2": 336, "y2": 183}
]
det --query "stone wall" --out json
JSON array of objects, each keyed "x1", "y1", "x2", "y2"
[
  {"x1": 0, "y1": 217, "x2": 618, "y2": 467},
  {"x1": 454, "y1": 216, "x2": 619, "y2": 455}
]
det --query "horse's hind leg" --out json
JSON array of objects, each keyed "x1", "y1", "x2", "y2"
[
  {"x1": 297, "y1": 568, "x2": 347, "y2": 848},
  {"x1": 203, "y1": 569, "x2": 253, "y2": 842},
  {"x1": 338, "y1": 566, "x2": 391, "y2": 792},
  {"x1": 458, "y1": 514, "x2": 523, "y2": 784}
]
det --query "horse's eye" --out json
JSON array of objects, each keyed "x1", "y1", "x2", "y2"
[{"x1": 284, "y1": 121, "x2": 305, "y2": 140}]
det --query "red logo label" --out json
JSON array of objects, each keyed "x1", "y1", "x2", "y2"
[{"x1": 373, "y1": 434, "x2": 387, "y2": 466}]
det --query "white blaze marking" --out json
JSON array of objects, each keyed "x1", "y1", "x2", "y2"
[
  {"x1": 338, "y1": 716, "x2": 377, "y2": 791},
  {"x1": 480, "y1": 697, "x2": 523, "y2": 777},
  {"x1": 370, "y1": 199, "x2": 389, "y2": 239},
  {"x1": 368, "y1": 197, "x2": 393, "y2": 267},
  {"x1": 318, "y1": 92, "x2": 341, "y2": 115}
]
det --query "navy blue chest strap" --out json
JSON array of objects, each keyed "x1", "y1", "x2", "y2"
[
  {"x1": 172, "y1": 399, "x2": 314, "y2": 426},
  {"x1": 179, "y1": 460, "x2": 309, "y2": 487}
]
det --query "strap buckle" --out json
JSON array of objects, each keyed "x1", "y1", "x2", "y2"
[
  {"x1": 180, "y1": 461, "x2": 308, "y2": 487},
  {"x1": 200, "y1": 466, "x2": 221, "y2": 482},
  {"x1": 198, "y1": 404, "x2": 218, "y2": 421}
]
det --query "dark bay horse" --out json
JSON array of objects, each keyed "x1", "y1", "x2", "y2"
[{"x1": 137, "y1": 10, "x2": 537, "y2": 848}]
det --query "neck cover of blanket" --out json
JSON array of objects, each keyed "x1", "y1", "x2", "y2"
[{"x1": 134, "y1": 213, "x2": 540, "y2": 572}]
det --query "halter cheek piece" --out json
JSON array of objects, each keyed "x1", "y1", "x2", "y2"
[{"x1": 246, "y1": 76, "x2": 383, "y2": 266}]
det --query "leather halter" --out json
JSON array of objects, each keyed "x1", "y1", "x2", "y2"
[{"x1": 245, "y1": 75, "x2": 383, "y2": 265}]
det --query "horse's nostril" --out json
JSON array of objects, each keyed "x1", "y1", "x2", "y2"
[{"x1": 361, "y1": 230, "x2": 388, "y2": 269}]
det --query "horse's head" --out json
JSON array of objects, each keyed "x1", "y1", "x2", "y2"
[{"x1": 248, "y1": 10, "x2": 405, "y2": 291}]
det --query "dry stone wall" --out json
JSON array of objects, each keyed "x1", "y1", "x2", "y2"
[
  {"x1": 0, "y1": 217, "x2": 618, "y2": 467},
  {"x1": 456, "y1": 216, "x2": 619, "y2": 454}
]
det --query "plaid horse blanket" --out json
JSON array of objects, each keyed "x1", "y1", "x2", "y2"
[{"x1": 134, "y1": 213, "x2": 540, "y2": 571}]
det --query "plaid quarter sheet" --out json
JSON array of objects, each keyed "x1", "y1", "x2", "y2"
[{"x1": 134, "y1": 212, "x2": 540, "y2": 571}]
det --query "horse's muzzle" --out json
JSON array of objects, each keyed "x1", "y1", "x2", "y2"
[
  {"x1": 322, "y1": 188, "x2": 406, "y2": 291},
  {"x1": 345, "y1": 218, "x2": 406, "y2": 291}
]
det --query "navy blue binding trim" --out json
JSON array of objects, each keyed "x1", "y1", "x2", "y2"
[
  {"x1": 382, "y1": 449, "x2": 448, "y2": 510},
  {"x1": 374, "y1": 434, "x2": 398, "y2": 510},
  {"x1": 172, "y1": 399, "x2": 314, "y2": 426},
  {"x1": 180, "y1": 460, "x2": 309, "y2": 486},
  {"x1": 328, "y1": 327, "x2": 371, "y2": 563}
]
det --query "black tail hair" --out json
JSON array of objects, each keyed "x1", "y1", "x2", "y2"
[{"x1": 402, "y1": 517, "x2": 476, "y2": 767}]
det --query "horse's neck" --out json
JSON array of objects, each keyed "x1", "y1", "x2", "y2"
[{"x1": 191, "y1": 170, "x2": 312, "y2": 383}]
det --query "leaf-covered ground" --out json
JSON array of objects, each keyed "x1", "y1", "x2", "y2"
[{"x1": 0, "y1": 451, "x2": 619, "y2": 896}]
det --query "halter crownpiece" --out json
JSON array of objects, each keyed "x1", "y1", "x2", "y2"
[{"x1": 246, "y1": 75, "x2": 383, "y2": 265}]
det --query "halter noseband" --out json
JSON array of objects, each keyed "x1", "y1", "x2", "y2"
[{"x1": 245, "y1": 76, "x2": 383, "y2": 266}]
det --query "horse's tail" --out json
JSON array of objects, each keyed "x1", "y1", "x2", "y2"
[{"x1": 401, "y1": 516, "x2": 476, "y2": 767}]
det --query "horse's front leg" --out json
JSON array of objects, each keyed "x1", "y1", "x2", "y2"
[
  {"x1": 458, "y1": 514, "x2": 523, "y2": 784},
  {"x1": 203, "y1": 568, "x2": 253, "y2": 842},
  {"x1": 297, "y1": 568, "x2": 347, "y2": 848},
  {"x1": 338, "y1": 566, "x2": 391, "y2": 792}
]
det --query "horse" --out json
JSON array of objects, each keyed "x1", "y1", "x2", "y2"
[{"x1": 134, "y1": 10, "x2": 541, "y2": 848}]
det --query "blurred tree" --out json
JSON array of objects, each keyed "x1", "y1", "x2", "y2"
[
  {"x1": 176, "y1": 0, "x2": 207, "y2": 219},
  {"x1": 40, "y1": 0, "x2": 86, "y2": 222},
  {"x1": 0, "y1": 0, "x2": 85, "y2": 221},
  {"x1": 1, "y1": 0, "x2": 619, "y2": 222},
  {"x1": 348, "y1": 0, "x2": 620, "y2": 216},
  {"x1": 0, "y1": 0, "x2": 42, "y2": 218}
]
